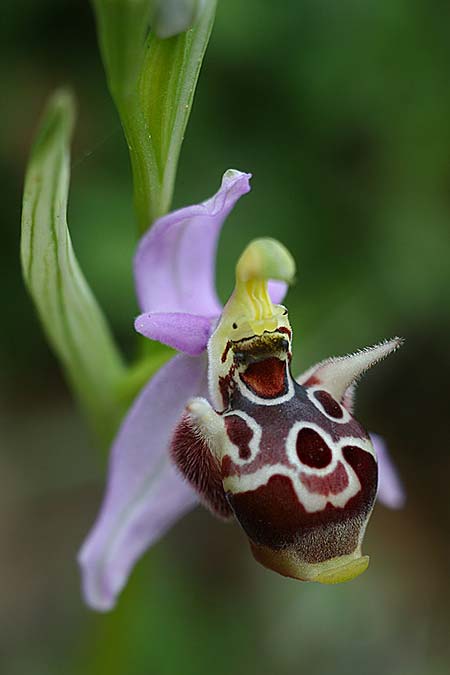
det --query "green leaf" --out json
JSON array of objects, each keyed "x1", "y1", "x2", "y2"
[
  {"x1": 139, "y1": 2, "x2": 216, "y2": 221},
  {"x1": 92, "y1": 0, "x2": 153, "y2": 99},
  {"x1": 21, "y1": 90, "x2": 126, "y2": 446},
  {"x1": 92, "y1": 0, "x2": 217, "y2": 232}
]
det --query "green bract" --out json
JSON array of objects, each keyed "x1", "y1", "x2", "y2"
[
  {"x1": 93, "y1": 0, "x2": 217, "y2": 231},
  {"x1": 150, "y1": 0, "x2": 207, "y2": 39}
]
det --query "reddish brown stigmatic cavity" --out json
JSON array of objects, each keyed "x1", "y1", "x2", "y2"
[
  {"x1": 240, "y1": 356, "x2": 288, "y2": 398},
  {"x1": 169, "y1": 238, "x2": 402, "y2": 584}
]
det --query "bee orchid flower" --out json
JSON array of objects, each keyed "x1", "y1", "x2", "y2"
[{"x1": 78, "y1": 170, "x2": 404, "y2": 611}]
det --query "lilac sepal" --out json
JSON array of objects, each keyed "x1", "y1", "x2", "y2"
[
  {"x1": 134, "y1": 170, "x2": 252, "y2": 315},
  {"x1": 78, "y1": 353, "x2": 208, "y2": 611},
  {"x1": 135, "y1": 312, "x2": 217, "y2": 356},
  {"x1": 371, "y1": 432, "x2": 406, "y2": 509}
]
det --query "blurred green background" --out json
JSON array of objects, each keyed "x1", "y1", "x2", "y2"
[{"x1": 1, "y1": 1, "x2": 449, "y2": 673}]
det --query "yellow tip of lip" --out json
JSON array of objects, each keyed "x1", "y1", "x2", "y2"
[
  {"x1": 314, "y1": 556, "x2": 369, "y2": 584},
  {"x1": 250, "y1": 542, "x2": 369, "y2": 585}
]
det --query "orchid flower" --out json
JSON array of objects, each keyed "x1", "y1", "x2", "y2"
[{"x1": 79, "y1": 170, "x2": 404, "y2": 611}]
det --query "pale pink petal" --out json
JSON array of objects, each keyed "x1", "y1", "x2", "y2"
[
  {"x1": 135, "y1": 312, "x2": 217, "y2": 356},
  {"x1": 370, "y1": 433, "x2": 406, "y2": 509},
  {"x1": 268, "y1": 279, "x2": 288, "y2": 305}
]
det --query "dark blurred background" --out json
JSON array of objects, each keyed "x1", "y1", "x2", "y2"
[{"x1": 1, "y1": 1, "x2": 449, "y2": 673}]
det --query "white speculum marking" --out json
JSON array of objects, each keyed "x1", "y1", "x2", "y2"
[
  {"x1": 223, "y1": 420, "x2": 376, "y2": 514},
  {"x1": 306, "y1": 385, "x2": 352, "y2": 424},
  {"x1": 285, "y1": 421, "x2": 375, "y2": 472}
]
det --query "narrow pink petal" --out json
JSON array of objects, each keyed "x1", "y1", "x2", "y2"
[
  {"x1": 134, "y1": 170, "x2": 251, "y2": 315},
  {"x1": 370, "y1": 433, "x2": 406, "y2": 509},
  {"x1": 268, "y1": 279, "x2": 288, "y2": 305},
  {"x1": 135, "y1": 312, "x2": 217, "y2": 356},
  {"x1": 78, "y1": 354, "x2": 208, "y2": 611}
]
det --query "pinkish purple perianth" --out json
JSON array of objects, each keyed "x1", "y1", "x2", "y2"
[{"x1": 78, "y1": 171, "x2": 404, "y2": 610}]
